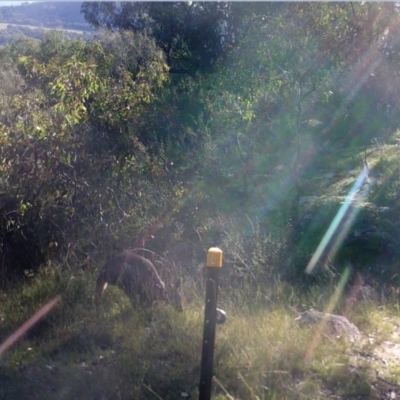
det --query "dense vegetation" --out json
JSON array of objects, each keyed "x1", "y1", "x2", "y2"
[
  {"x1": 0, "y1": 24, "x2": 93, "y2": 47},
  {"x1": 2, "y1": 2, "x2": 400, "y2": 399}
]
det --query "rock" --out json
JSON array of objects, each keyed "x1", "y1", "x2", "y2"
[{"x1": 295, "y1": 308, "x2": 361, "y2": 341}]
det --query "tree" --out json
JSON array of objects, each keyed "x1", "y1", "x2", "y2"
[
  {"x1": 81, "y1": 2, "x2": 275, "y2": 76},
  {"x1": 0, "y1": 31, "x2": 172, "y2": 281}
]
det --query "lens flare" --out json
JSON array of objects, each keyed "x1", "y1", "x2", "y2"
[
  {"x1": 0, "y1": 296, "x2": 61, "y2": 357},
  {"x1": 303, "y1": 266, "x2": 351, "y2": 362},
  {"x1": 305, "y1": 164, "x2": 370, "y2": 275}
]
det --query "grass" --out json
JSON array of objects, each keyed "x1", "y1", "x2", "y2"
[
  {"x1": 2, "y1": 138, "x2": 400, "y2": 399},
  {"x1": 1, "y1": 267, "x2": 400, "y2": 400}
]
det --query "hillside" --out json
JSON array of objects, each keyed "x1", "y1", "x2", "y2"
[
  {"x1": 0, "y1": 2, "x2": 93, "y2": 45},
  {"x1": 0, "y1": 2, "x2": 90, "y2": 30}
]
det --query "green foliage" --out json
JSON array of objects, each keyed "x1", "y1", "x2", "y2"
[
  {"x1": 81, "y1": 2, "x2": 267, "y2": 76},
  {"x1": 1, "y1": 2, "x2": 400, "y2": 284},
  {"x1": 0, "y1": 30, "x2": 173, "y2": 281},
  {"x1": 3, "y1": 4, "x2": 400, "y2": 398}
]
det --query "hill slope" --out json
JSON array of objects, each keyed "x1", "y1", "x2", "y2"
[
  {"x1": 0, "y1": 2, "x2": 90, "y2": 30},
  {"x1": 0, "y1": 2, "x2": 93, "y2": 45}
]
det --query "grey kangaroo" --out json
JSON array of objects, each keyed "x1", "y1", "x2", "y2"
[{"x1": 96, "y1": 250, "x2": 182, "y2": 310}]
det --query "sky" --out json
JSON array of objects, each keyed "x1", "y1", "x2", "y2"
[{"x1": 0, "y1": 1, "x2": 35, "y2": 6}]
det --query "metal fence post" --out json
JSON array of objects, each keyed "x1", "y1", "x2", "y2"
[{"x1": 199, "y1": 247, "x2": 223, "y2": 400}]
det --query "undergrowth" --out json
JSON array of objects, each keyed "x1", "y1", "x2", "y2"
[{"x1": 1, "y1": 266, "x2": 399, "y2": 399}]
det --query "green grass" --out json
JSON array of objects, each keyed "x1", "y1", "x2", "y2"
[
  {"x1": 1, "y1": 268, "x2": 400, "y2": 399},
  {"x1": 4, "y1": 131, "x2": 400, "y2": 398}
]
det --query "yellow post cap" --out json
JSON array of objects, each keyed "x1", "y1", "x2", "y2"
[{"x1": 206, "y1": 247, "x2": 223, "y2": 268}]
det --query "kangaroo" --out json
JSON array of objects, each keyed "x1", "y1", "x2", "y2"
[{"x1": 96, "y1": 251, "x2": 182, "y2": 310}]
